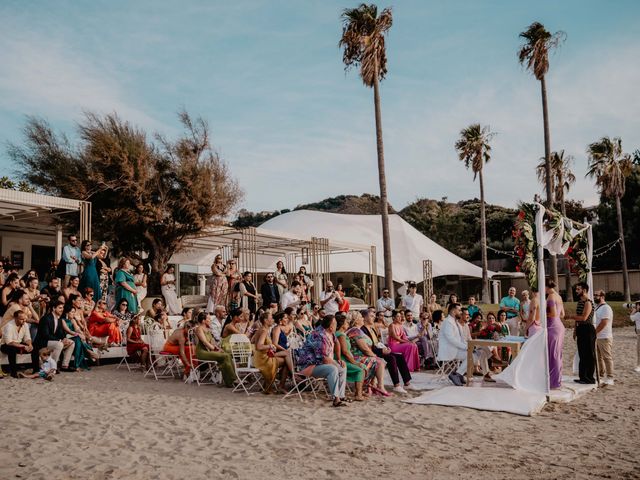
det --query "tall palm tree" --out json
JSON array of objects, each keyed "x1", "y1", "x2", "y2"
[
  {"x1": 587, "y1": 137, "x2": 633, "y2": 302},
  {"x1": 518, "y1": 21, "x2": 566, "y2": 287},
  {"x1": 537, "y1": 150, "x2": 576, "y2": 300},
  {"x1": 455, "y1": 124, "x2": 494, "y2": 304},
  {"x1": 340, "y1": 4, "x2": 394, "y2": 295}
]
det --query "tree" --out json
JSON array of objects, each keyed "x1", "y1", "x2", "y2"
[
  {"x1": 0, "y1": 176, "x2": 36, "y2": 192},
  {"x1": 518, "y1": 21, "x2": 566, "y2": 287},
  {"x1": 536, "y1": 150, "x2": 576, "y2": 299},
  {"x1": 340, "y1": 3, "x2": 394, "y2": 295},
  {"x1": 587, "y1": 137, "x2": 633, "y2": 301},
  {"x1": 9, "y1": 111, "x2": 243, "y2": 290},
  {"x1": 454, "y1": 124, "x2": 495, "y2": 303}
]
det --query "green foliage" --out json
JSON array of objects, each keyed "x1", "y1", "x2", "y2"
[{"x1": 0, "y1": 176, "x2": 36, "y2": 192}]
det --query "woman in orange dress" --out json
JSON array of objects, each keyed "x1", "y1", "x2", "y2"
[{"x1": 87, "y1": 299, "x2": 122, "y2": 345}]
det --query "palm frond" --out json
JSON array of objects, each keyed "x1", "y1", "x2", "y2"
[
  {"x1": 517, "y1": 21, "x2": 566, "y2": 80},
  {"x1": 587, "y1": 136, "x2": 632, "y2": 198},
  {"x1": 454, "y1": 124, "x2": 495, "y2": 180}
]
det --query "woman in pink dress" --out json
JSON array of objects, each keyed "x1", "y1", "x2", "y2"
[
  {"x1": 545, "y1": 280, "x2": 565, "y2": 389},
  {"x1": 206, "y1": 254, "x2": 228, "y2": 312},
  {"x1": 387, "y1": 310, "x2": 420, "y2": 372}
]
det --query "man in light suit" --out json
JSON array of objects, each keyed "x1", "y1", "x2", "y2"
[{"x1": 438, "y1": 303, "x2": 467, "y2": 386}]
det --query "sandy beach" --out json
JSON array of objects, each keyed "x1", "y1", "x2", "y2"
[{"x1": 1, "y1": 327, "x2": 639, "y2": 480}]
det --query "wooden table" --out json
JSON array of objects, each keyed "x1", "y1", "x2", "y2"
[{"x1": 466, "y1": 338, "x2": 525, "y2": 386}]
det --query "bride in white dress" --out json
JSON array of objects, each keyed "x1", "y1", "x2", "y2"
[{"x1": 161, "y1": 265, "x2": 181, "y2": 315}]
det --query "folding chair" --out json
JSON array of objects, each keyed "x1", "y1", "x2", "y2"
[
  {"x1": 144, "y1": 323, "x2": 181, "y2": 380},
  {"x1": 116, "y1": 320, "x2": 142, "y2": 372},
  {"x1": 433, "y1": 358, "x2": 462, "y2": 385},
  {"x1": 184, "y1": 328, "x2": 222, "y2": 386},
  {"x1": 282, "y1": 349, "x2": 318, "y2": 402},
  {"x1": 228, "y1": 334, "x2": 262, "y2": 395}
]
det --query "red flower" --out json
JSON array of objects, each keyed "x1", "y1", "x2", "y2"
[
  {"x1": 518, "y1": 211, "x2": 525, "y2": 220},
  {"x1": 515, "y1": 265, "x2": 521, "y2": 272}
]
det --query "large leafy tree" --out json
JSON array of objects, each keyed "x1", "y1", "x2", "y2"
[
  {"x1": 454, "y1": 124, "x2": 494, "y2": 303},
  {"x1": 587, "y1": 137, "x2": 633, "y2": 301},
  {"x1": 8, "y1": 111, "x2": 242, "y2": 289},
  {"x1": 340, "y1": 3, "x2": 395, "y2": 295},
  {"x1": 518, "y1": 21, "x2": 565, "y2": 287},
  {"x1": 536, "y1": 150, "x2": 576, "y2": 299}
]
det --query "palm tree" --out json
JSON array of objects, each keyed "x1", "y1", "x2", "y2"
[
  {"x1": 536, "y1": 150, "x2": 576, "y2": 300},
  {"x1": 340, "y1": 4, "x2": 394, "y2": 295},
  {"x1": 518, "y1": 21, "x2": 566, "y2": 287},
  {"x1": 455, "y1": 124, "x2": 494, "y2": 304},
  {"x1": 587, "y1": 137, "x2": 633, "y2": 302}
]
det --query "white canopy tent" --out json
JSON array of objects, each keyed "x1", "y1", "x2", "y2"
[{"x1": 261, "y1": 210, "x2": 490, "y2": 282}]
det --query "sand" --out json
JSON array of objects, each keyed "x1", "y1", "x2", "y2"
[{"x1": 1, "y1": 327, "x2": 639, "y2": 480}]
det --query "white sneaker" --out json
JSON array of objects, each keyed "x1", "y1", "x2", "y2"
[
  {"x1": 405, "y1": 384, "x2": 419, "y2": 391},
  {"x1": 604, "y1": 378, "x2": 614, "y2": 385},
  {"x1": 393, "y1": 386, "x2": 408, "y2": 394},
  {"x1": 634, "y1": 366, "x2": 640, "y2": 373}
]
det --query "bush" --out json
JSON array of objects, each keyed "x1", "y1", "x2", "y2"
[{"x1": 606, "y1": 291, "x2": 625, "y2": 301}]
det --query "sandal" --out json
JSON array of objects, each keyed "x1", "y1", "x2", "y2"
[
  {"x1": 332, "y1": 400, "x2": 348, "y2": 407},
  {"x1": 370, "y1": 386, "x2": 392, "y2": 397}
]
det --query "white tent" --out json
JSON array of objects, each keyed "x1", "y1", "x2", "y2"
[{"x1": 261, "y1": 210, "x2": 489, "y2": 282}]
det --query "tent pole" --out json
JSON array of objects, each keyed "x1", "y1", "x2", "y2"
[{"x1": 535, "y1": 202, "x2": 551, "y2": 396}]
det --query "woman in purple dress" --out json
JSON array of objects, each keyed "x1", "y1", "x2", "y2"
[{"x1": 545, "y1": 280, "x2": 565, "y2": 389}]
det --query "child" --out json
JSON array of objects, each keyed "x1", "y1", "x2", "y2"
[{"x1": 19, "y1": 347, "x2": 56, "y2": 381}]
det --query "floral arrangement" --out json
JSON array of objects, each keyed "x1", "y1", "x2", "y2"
[
  {"x1": 478, "y1": 323, "x2": 501, "y2": 340},
  {"x1": 566, "y1": 232, "x2": 590, "y2": 282}
]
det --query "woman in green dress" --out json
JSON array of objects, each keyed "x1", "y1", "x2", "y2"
[
  {"x1": 114, "y1": 257, "x2": 138, "y2": 315},
  {"x1": 194, "y1": 312, "x2": 236, "y2": 387},
  {"x1": 335, "y1": 314, "x2": 366, "y2": 401}
]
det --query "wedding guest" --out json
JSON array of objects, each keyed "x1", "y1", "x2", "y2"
[
  {"x1": 309, "y1": 303, "x2": 321, "y2": 325},
  {"x1": 402, "y1": 311, "x2": 421, "y2": 342},
  {"x1": 335, "y1": 314, "x2": 367, "y2": 401},
  {"x1": 426, "y1": 294, "x2": 442, "y2": 316},
  {"x1": 133, "y1": 263, "x2": 148, "y2": 309},
  {"x1": 162, "y1": 321, "x2": 194, "y2": 376},
  {"x1": 274, "y1": 261, "x2": 288, "y2": 298},
  {"x1": 629, "y1": 302, "x2": 640, "y2": 373},
  {"x1": 567, "y1": 282, "x2": 596, "y2": 384},
  {"x1": 145, "y1": 298, "x2": 165, "y2": 320},
  {"x1": 272, "y1": 311, "x2": 293, "y2": 352},
  {"x1": 20, "y1": 347, "x2": 56, "y2": 381},
  {"x1": 525, "y1": 288, "x2": 541, "y2": 337},
  {"x1": 1, "y1": 310, "x2": 34, "y2": 377},
  {"x1": 95, "y1": 246, "x2": 111, "y2": 303},
  {"x1": 417, "y1": 311, "x2": 435, "y2": 365},
  {"x1": 280, "y1": 281, "x2": 302, "y2": 311},
  {"x1": 19, "y1": 270, "x2": 38, "y2": 289},
  {"x1": 500, "y1": 287, "x2": 520, "y2": 337},
  {"x1": 78, "y1": 241, "x2": 102, "y2": 302},
  {"x1": 376, "y1": 288, "x2": 394, "y2": 324},
  {"x1": 238, "y1": 271, "x2": 258, "y2": 317},
  {"x1": 295, "y1": 315, "x2": 348, "y2": 407},
  {"x1": 114, "y1": 257, "x2": 138, "y2": 314},
  {"x1": 81, "y1": 288, "x2": 96, "y2": 319},
  {"x1": 87, "y1": 299, "x2": 122, "y2": 345},
  {"x1": 519, "y1": 290, "x2": 531, "y2": 336},
  {"x1": 297, "y1": 266, "x2": 314, "y2": 299},
  {"x1": 1, "y1": 289, "x2": 39, "y2": 333},
  {"x1": 252, "y1": 311, "x2": 293, "y2": 393},
  {"x1": 194, "y1": 312, "x2": 236, "y2": 387},
  {"x1": 227, "y1": 260, "x2": 242, "y2": 310},
  {"x1": 62, "y1": 234, "x2": 82, "y2": 287},
  {"x1": 126, "y1": 315, "x2": 150, "y2": 369},
  {"x1": 221, "y1": 308, "x2": 245, "y2": 343},
  {"x1": 335, "y1": 284, "x2": 350, "y2": 313},
  {"x1": 459, "y1": 307, "x2": 493, "y2": 382},
  {"x1": 467, "y1": 296, "x2": 480, "y2": 318},
  {"x1": 446, "y1": 294, "x2": 458, "y2": 310},
  {"x1": 210, "y1": 305, "x2": 226, "y2": 342},
  {"x1": 388, "y1": 310, "x2": 420, "y2": 372},
  {"x1": 206, "y1": 254, "x2": 228, "y2": 314},
  {"x1": 0, "y1": 273, "x2": 20, "y2": 316},
  {"x1": 294, "y1": 307, "x2": 313, "y2": 337},
  {"x1": 113, "y1": 298, "x2": 135, "y2": 325},
  {"x1": 62, "y1": 276, "x2": 81, "y2": 300},
  {"x1": 402, "y1": 282, "x2": 424, "y2": 317},
  {"x1": 32, "y1": 300, "x2": 75, "y2": 373},
  {"x1": 320, "y1": 281, "x2": 343, "y2": 316},
  {"x1": 40, "y1": 277, "x2": 62, "y2": 307},
  {"x1": 61, "y1": 302, "x2": 98, "y2": 369},
  {"x1": 347, "y1": 311, "x2": 390, "y2": 396},
  {"x1": 438, "y1": 303, "x2": 467, "y2": 386},
  {"x1": 161, "y1": 265, "x2": 181, "y2": 315},
  {"x1": 260, "y1": 273, "x2": 280, "y2": 310},
  {"x1": 593, "y1": 290, "x2": 614, "y2": 385},
  {"x1": 545, "y1": 280, "x2": 565, "y2": 389},
  {"x1": 154, "y1": 312, "x2": 171, "y2": 332},
  {"x1": 177, "y1": 307, "x2": 194, "y2": 328}
]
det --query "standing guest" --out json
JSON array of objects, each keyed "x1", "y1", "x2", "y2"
[
  {"x1": 402, "y1": 282, "x2": 424, "y2": 318},
  {"x1": 280, "y1": 282, "x2": 302, "y2": 311},
  {"x1": 32, "y1": 300, "x2": 75, "y2": 373},
  {"x1": 238, "y1": 271, "x2": 258, "y2": 318},
  {"x1": 0, "y1": 273, "x2": 20, "y2": 316},
  {"x1": 500, "y1": 287, "x2": 521, "y2": 337},
  {"x1": 426, "y1": 294, "x2": 442, "y2": 316},
  {"x1": 297, "y1": 266, "x2": 314, "y2": 299},
  {"x1": 194, "y1": 312, "x2": 236, "y2": 388},
  {"x1": 133, "y1": 264, "x2": 148, "y2": 309},
  {"x1": 63, "y1": 276, "x2": 81, "y2": 300},
  {"x1": 95, "y1": 246, "x2": 112, "y2": 303},
  {"x1": 336, "y1": 284, "x2": 350, "y2": 313},
  {"x1": 161, "y1": 265, "x2": 181, "y2": 315},
  {"x1": 376, "y1": 288, "x2": 394, "y2": 324},
  {"x1": 1, "y1": 310, "x2": 34, "y2": 378},
  {"x1": 274, "y1": 261, "x2": 288, "y2": 299},
  {"x1": 467, "y1": 296, "x2": 480, "y2": 319},
  {"x1": 87, "y1": 299, "x2": 122, "y2": 345},
  {"x1": 593, "y1": 290, "x2": 614, "y2": 385},
  {"x1": 388, "y1": 310, "x2": 420, "y2": 372},
  {"x1": 227, "y1": 260, "x2": 242, "y2": 310},
  {"x1": 335, "y1": 314, "x2": 367, "y2": 401},
  {"x1": 252, "y1": 311, "x2": 293, "y2": 393},
  {"x1": 79, "y1": 241, "x2": 102, "y2": 302},
  {"x1": 525, "y1": 288, "x2": 542, "y2": 337},
  {"x1": 260, "y1": 273, "x2": 280, "y2": 310},
  {"x1": 438, "y1": 303, "x2": 467, "y2": 386},
  {"x1": 206, "y1": 254, "x2": 228, "y2": 314},
  {"x1": 126, "y1": 315, "x2": 150, "y2": 369},
  {"x1": 629, "y1": 302, "x2": 640, "y2": 373},
  {"x1": 545, "y1": 280, "x2": 565, "y2": 388},
  {"x1": 210, "y1": 305, "x2": 226, "y2": 343},
  {"x1": 566, "y1": 282, "x2": 596, "y2": 384},
  {"x1": 62, "y1": 234, "x2": 82, "y2": 287},
  {"x1": 295, "y1": 315, "x2": 348, "y2": 407},
  {"x1": 519, "y1": 290, "x2": 531, "y2": 336},
  {"x1": 114, "y1": 258, "x2": 138, "y2": 314},
  {"x1": 320, "y1": 281, "x2": 343, "y2": 316}
]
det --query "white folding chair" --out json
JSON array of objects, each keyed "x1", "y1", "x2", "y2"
[
  {"x1": 116, "y1": 320, "x2": 143, "y2": 372},
  {"x1": 282, "y1": 349, "x2": 318, "y2": 402},
  {"x1": 184, "y1": 328, "x2": 222, "y2": 386},
  {"x1": 228, "y1": 334, "x2": 262, "y2": 395},
  {"x1": 144, "y1": 323, "x2": 181, "y2": 380},
  {"x1": 433, "y1": 357, "x2": 462, "y2": 385}
]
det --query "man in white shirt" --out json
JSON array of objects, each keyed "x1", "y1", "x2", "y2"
[
  {"x1": 402, "y1": 311, "x2": 421, "y2": 341},
  {"x1": 319, "y1": 281, "x2": 343, "y2": 316},
  {"x1": 280, "y1": 281, "x2": 302, "y2": 311},
  {"x1": 1, "y1": 310, "x2": 34, "y2": 378},
  {"x1": 402, "y1": 282, "x2": 424, "y2": 318},
  {"x1": 438, "y1": 303, "x2": 467, "y2": 386},
  {"x1": 593, "y1": 290, "x2": 614, "y2": 384},
  {"x1": 211, "y1": 305, "x2": 226, "y2": 343},
  {"x1": 376, "y1": 288, "x2": 394, "y2": 324},
  {"x1": 629, "y1": 301, "x2": 640, "y2": 373}
]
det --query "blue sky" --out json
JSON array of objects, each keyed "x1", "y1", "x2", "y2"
[{"x1": 1, "y1": 0, "x2": 639, "y2": 213}]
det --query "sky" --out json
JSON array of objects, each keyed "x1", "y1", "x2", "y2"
[{"x1": 1, "y1": 0, "x2": 639, "y2": 214}]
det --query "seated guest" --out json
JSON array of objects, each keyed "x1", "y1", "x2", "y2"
[
  {"x1": 87, "y1": 299, "x2": 122, "y2": 345},
  {"x1": 0, "y1": 273, "x2": 20, "y2": 316},
  {"x1": 162, "y1": 321, "x2": 195, "y2": 376},
  {"x1": 361, "y1": 309, "x2": 412, "y2": 394},
  {"x1": 260, "y1": 273, "x2": 280, "y2": 310},
  {"x1": 19, "y1": 270, "x2": 37, "y2": 289},
  {"x1": 272, "y1": 311, "x2": 294, "y2": 353},
  {"x1": 374, "y1": 311, "x2": 389, "y2": 344},
  {"x1": 402, "y1": 311, "x2": 421, "y2": 342},
  {"x1": 280, "y1": 281, "x2": 302, "y2": 311},
  {"x1": 194, "y1": 311, "x2": 235, "y2": 387},
  {"x1": 61, "y1": 302, "x2": 98, "y2": 369},
  {"x1": 40, "y1": 277, "x2": 62, "y2": 307},
  {"x1": 63, "y1": 276, "x2": 81, "y2": 300},
  {"x1": 113, "y1": 298, "x2": 135, "y2": 325},
  {"x1": 446, "y1": 294, "x2": 458, "y2": 310},
  {"x1": 81, "y1": 288, "x2": 96, "y2": 319},
  {"x1": 438, "y1": 303, "x2": 467, "y2": 386},
  {"x1": 126, "y1": 315, "x2": 150, "y2": 369},
  {"x1": 177, "y1": 307, "x2": 194, "y2": 328},
  {"x1": 467, "y1": 296, "x2": 480, "y2": 318},
  {"x1": 252, "y1": 311, "x2": 293, "y2": 393},
  {"x1": 145, "y1": 298, "x2": 165, "y2": 320},
  {"x1": 469, "y1": 312, "x2": 484, "y2": 336},
  {"x1": 459, "y1": 307, "x2": 493, "y2": 382},
  {"x1": 388, "y1": 310, "x2": 420, "y2": 372},
  {"x1": 1, "y1": 289, "x2": 40, "y2": 335},
  {"x1": 1, "y1": 310, "x2": 34, "y2": 378},
  {"x1": 154, "y1": 312, "x2": 172, "y2": 333},
  {"x1": 346, "y1": 312, "x2": 390, "y2": 396},
  {"x1": 295, "y1": 315, "x2": 348, "y2": 407},
  {"x1": 210, "y1": 305, "x2": 226, "y2": 342},
  {"x1": 294, "y1": 307, "x2": 313, "y2": 337},
  {"x1": 220, "y1": 308, "x2": 246, "y2": 350},
  {"x1": 335, "y1": 313, "x2": 367, "y2": 401},
  {"x1": 426, "y1": 294, "x2": 442, "y2": 316},
  {"x1": 417, "y1": 311, "x2": 435, "y2": 366},
  {"x1": 20, "y1": 347, "x2": 56, "y2": 381},
  {"x1": 32, "y1": 300, "x2": 75, "y2": 373},
  {"x1": 309, "y1": 303, "x2": 321, "y2": 325}
]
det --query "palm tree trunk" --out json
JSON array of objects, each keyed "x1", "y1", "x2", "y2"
[
  {"x1": 560, "y1": 194, "x2": 573, "y2": 302},
  {"x1": 540, "y1": 76, "x2": 559, "y2": 288},
  {"x1": 615, "y1": 195, "x2": 631, "y2": 302},
  {"x1": 372, "y1": 70, "x2": 393, "y2": 298},
  {"x1": 478, "y1": 168, "x2": 490, "y2": 303}
]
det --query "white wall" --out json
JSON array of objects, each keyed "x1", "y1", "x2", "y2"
[{"x1": 0, "y1": 231, "x2": 56, "y2": 275}]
